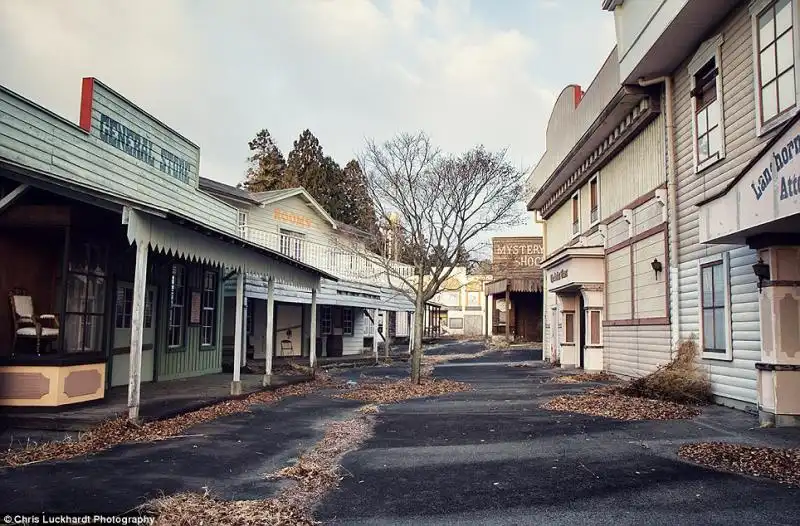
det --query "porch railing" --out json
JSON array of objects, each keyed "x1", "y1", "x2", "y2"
[{"x1": 245, "y1": 227, "x2": 415, "y2": 285}]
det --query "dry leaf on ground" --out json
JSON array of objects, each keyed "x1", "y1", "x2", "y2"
[
  {"x1": 678, "y1": 442, "x2": 800, "y2": 486},
  {"x1": 542, "y1": 393, "x2": 700, "y2": 420},
  {"x1": 549, "y1": 372, "x2": 621, "y2": 384},
  {"x1": 1, "y1": 376, "x2": 340, "y2": 467},
  {"x1": 144, "y1": 415, "x2": 375, "y2": 525},
  {"x1": 335, "y1": 378, "x2": 471, "y2": 404}
]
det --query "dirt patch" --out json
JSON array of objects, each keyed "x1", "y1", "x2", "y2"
[
  {"x1": 542, "y1": 393, "x2": 700, "y2": 421},
  {"x1": 549, "y1": 371, "x2": 621, "y2": 384},
  {"x1": 335, "y1": 378, "x2": 471, "y2": 404},
  {"x1": 678, "y1": 442, "x2": 800, "y2": 486},
  {"x1": 144, "y1": 411, "x2": 375, "y2": 525},
  {"x1": 1, "y1": 375, "x2": 339, "y2": 468}
]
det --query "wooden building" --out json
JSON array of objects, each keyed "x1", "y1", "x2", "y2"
[
  {"x1": 486, "y1": 237, "x2": 544, "y2": 343},
  {"x1": 0, "y1": 78, "x2": 330, "y2": 419}
]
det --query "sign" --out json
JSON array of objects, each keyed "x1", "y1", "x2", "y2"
[
  {"x1": 550, "y1": 268, "x2": 568, "y2": 283},
  {"x1": 98, "y1": 113, "x2": 193, "y2": 184},
  {"x1": 189, "y1": 290, "x2": 202, "y2": 325},
  {"x1": 274, "y1": 208, "x2": 313, "y2": 228},
  {"x1": 492, "y1": 237, "x2": 544, "y2": 277},
  {"x1": 750, "y1": 132, "x2": 800, "y2": 202}
]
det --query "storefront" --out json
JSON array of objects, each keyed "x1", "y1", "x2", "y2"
[
  {"x1": 698, "y1": 114, "x2": 800, "y2": 426},
  {"x1": 540, "y1": 246, "x2": 605, "y2": 370},
  {"x1": 0, "y1": 78, "x2": 329, "y2": 418}
]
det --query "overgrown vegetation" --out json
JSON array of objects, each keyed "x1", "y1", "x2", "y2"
[
  {"x1": 619, "y1": 340, "x2": 712, "y2": 405},
  {"x1": 550, "y1": 371, "x2": 621, "y2": 384}
]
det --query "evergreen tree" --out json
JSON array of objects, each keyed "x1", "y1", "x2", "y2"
[
  {"x1": 241, "y1": 129, "x2": 291, "y2": 192},
  {"x1": 285, "y1": 129, "x2": 326, "y2": 201},
  {"x1": 342, "y1": 160, "x2": 377, "y2": 232}
]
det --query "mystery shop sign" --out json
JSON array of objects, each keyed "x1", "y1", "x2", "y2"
[
  {"x1": 751, "y1": 132, "x2": 800, "y2": 202},
  {"x1": 99, "y1": 113, "x2": 193, "y2": 184}
]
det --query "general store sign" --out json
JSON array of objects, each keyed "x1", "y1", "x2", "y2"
[{"x1": 699, "y1": 116, "x2": 800, "y2": 244}]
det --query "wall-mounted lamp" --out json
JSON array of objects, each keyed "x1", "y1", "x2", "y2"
[
  {"x1": 752, "y1": 258, "x2": 771, "y2": 293},
  {"x1": 651, "y1": 258, "x2": 663, "y2": 280}
]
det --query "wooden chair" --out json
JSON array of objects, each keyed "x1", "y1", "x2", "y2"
[{"x1": 9, "y1": 288, "x2": 59, "y2": 355}]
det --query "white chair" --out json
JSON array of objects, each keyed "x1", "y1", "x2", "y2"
[{"x1": 9, "y1": 288, "x2": 59, "y2": 355}]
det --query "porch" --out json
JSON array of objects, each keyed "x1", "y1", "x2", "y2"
[{"x1": 0, "y1": 372, "x2": 310, "y2": 432}]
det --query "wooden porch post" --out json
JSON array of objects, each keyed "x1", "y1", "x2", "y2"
[
  {"x1": 263, "y1": 277, "x2": 275, "y2": 386},
  {"x1": 127, "y1": 240, "x2": 149, "y2": 423},
  {"x1": 407, "y1": 311, "x2": 414, "y2": 354},
  {"x1": 309, "y1": 287, "x2": 318, "y2": 371},
  {"x1": 505, "y1": 285, "x2": 511, "y2": 343},
  {"x1": 373, "y1": 308, "x2": 380, "y2": 363},
  {"x1": 231, "y1": 269, "x2": 245, "y2": 395}
]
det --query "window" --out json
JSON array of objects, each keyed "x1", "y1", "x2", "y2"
[
  {"x1": 699, "y1": 254, "x2": 732, "y2": 359},
  {"x1": 167, "y1": 264, "x2": 186, "y2": 348},
  {"x1": 320, "y1": 306, "x2": 332, "y2": 335},
  {"x1": 115, "y1": 286, "x2": 154, "y2": 329},
  {"x1": 689, "y1": 34, "x2": 726, "y2": 171},
  {"x1": 200, "y1": 270, "x2": 218, "y2": 347},
  {"x1": 449, "y1": 317, "x2": 464, "y2": 330},
  {"x1": 363, "y1": 310, "x2": 374, "y2": 335},
  {"x1": 564, "y1": 311, "x2": 575, "y2": 343},
  {"x1": 246, "y1": 298, "x2": 254, "y2": 336},
  {"x1": 755, "y1": 0, "x2": 796, "y2": 130},
  {"x1": 279, "y1": 229, "x2": 304, "y2": 260},
  {"x1": 571, "y1": 193, "x2": 579, "y2": 235},
  {"x1": 342, "y1": 308, "x2": 354, "y2": 335},
  {"x1": 467, "y1": 291, "x2": 481, "y2": 308},
  {"x1": 589, "y1": 177, "x2": 599, "y2": 224},
  {"x1": 238, "y1": 210, "x2": 248, "y2": 238},
  {"x1": 64, "y1": 241, "x2": 108, "y2": 353},
  {"x1": 590, "y1": 310, "x2": 601, "y2": 345}
]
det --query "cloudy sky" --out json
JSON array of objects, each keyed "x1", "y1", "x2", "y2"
[{"x1": 0, "y1": 0, "x2": 615, "y2": 237}]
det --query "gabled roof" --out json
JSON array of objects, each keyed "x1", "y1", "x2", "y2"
[
  {"x1": 251, "y1": 188, "x2": 338, "y2": 229},
  {"x1": 198, "y1": 177, "x2": 260, "y2": 205}
]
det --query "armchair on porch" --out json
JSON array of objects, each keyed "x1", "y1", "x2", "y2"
[{"x1": 9, "y1": 288, "x2": 60, "y2": 355}]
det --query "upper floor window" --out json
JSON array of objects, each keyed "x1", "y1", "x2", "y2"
[
  {"x1": 689, "y1": 34, "x2": 725, "y2": 172},
  {"x1": 238, "y1": 211, "x2": 248, "y2": 238},
  {"x1": 279, "y1": 229, "x2": 304, "y2": 261},
  {"x1": 589, "y1": 176, "x2": 599, "y2": 224},
  {"x1": 755, "y1": 0, "x2": 796, "y2": 130},
  {"x1": 571, "y1": 193, "x2": 579, "y2": 235}
]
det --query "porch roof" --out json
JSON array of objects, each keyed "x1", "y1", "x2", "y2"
[{"x1": 126, "y1": 207, "x2": 337, "y2": 289}]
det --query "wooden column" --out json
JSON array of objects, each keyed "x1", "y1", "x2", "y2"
[
  {"x1": 505, "y1": 286, "x2": 511, "y2": 343},
  {"x1": 127, "y1": 240, "x2": 149, "y2": 423},
  {"x1": 373, "y1": 309, "x2": 380, "y2": 363},
  {"x1": 407, "y1": 311, "x2": 414, "y2": 354},
  {"x1": 231, "y1": 269, "x2": 245, "y2": 395},
  {"x1": 263, "y1": 277, "x2": 275, "y2": 386},
  {"x1": 309, "y1": 287, "x2": 318, "y2": 371}
]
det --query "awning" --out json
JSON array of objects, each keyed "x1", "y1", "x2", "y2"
[
  {"x1": 539, "y1": 245, "x2": 605, "y2": 293},
  {"x1": 125, "y1": 207, "x2": 333, "y2": 289},
  {"x1": 486, "y1": 278, "x2": 543, "y2": 295},
  {"x1": 698, "y1": 113, "x2": 800, "y2": 245}
]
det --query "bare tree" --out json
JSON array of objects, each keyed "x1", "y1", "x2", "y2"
[{"x1": 357, "y1": 132, "x2": 525, "y2": 383}]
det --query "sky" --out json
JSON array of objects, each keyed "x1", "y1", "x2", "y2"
[{"x1": 0, "y1": 0, "x2": 616, "y2": 239}]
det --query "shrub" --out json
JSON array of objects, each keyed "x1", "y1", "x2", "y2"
[{"x1": 619, "y1": 339, "x2": 712, "y2": 405}]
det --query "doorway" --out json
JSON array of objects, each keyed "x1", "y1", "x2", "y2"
[{"x1": 578, "y1": 292, "x2": 586, "y2": 369}]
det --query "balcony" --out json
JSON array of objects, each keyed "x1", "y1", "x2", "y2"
[{"x1": 244, "y1": 227, "x2": 415, "y2": 286}]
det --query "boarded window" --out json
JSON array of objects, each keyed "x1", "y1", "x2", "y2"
[
  {"x1": 590, "y1": 178, "x2": 599, "y2": 223},
  {"x1": 571, "y1": 195, "x2": 579, "y2": 234},
  {"x1": 449, "y1": 317, "x2": 464, "y2": 330},
  {"x1": 564, "y1": 312, "x2": 575, "y2": 343},
  {"x1": 590, "y1": 310, "x2": 600, "y2": 345}
]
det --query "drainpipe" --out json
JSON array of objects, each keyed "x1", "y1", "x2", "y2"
[{"x1": 637, "y1": 75, "x2": 680, "y2": 352}]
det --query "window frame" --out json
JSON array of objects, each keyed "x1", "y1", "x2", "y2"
[
  {"x1": 563, "y1": 311, "x2": 575, "y2": 344},
  {"x1": 64, "y1": 241, "x2": 108, "y2": 354},
  {"x1": 752, "y1": 0, "x2": 800, "y2": 137},
  {"x1": 698, "y1": 253, "x2": 733, "y2": 361},
  {"x1": 320, "y1": 305, "x2": 332, "y2": 335},
  {"x1": 279, "y1": 228, "x2": 304, "y2": 261},
  {"x1": 589, "y1": 175, "x2": 600, "y2": 226},
  {"x1": 449, "y1": 317, "x2": 464, "y2": 330},
  {"x1": 689, "y1": 33, "x2": 726, "y2": 173},
  {"x1": 200, "y1": 269, "x2": 218, "y2": 348},
  {"x1": 115, "y1": 285, "x2": 154, "y2": 330},
  {"x1": 342, "y1": 307, "x2": 354, "y2": 336},
  {"x1": 167, "y1": 263, "x2": 187, "y2": 349},
  {"x1": 571, "y1": 192, "x2": 580, "y2": 237},
  {"x1": 588, "y1": 309, "x2": 602, "y2": 346},
  {"x1": 237, "y1": 210, "x2": 248, "y2": 238}
]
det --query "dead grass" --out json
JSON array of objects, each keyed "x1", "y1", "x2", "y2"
[
  {"x1": 619, "y1": 340, "x2": 713, "y2": 405},
  {"x1": 550, "y1": 371, "x2": 621, "y2": 384},
  {"x1": 422, "y1": 348, "x2": 494, "y2": 365},
  {"x1": 144, "y1": 415, "x2": 375, "y2": 525},
  {"x1": 1, "y1": 376, "x2": 340, "y2": 468},
  {"x1": 335, "y1": 378, "x2": 471, "y2": 404},
  {"x1": 679, "y1": 442, "x2": 800, "y2": 486},
  {"x1": 543, "y1": 393, "x2": 701, "y2": 421}
]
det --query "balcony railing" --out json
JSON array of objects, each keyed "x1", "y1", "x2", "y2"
[{"x1": 244, "y1": 227, "x2": 415, "y2": 285}]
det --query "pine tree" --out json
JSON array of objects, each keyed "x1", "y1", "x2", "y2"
[
  {"x1": 342, "y1": 160, "x2": 377, "y2": 233},
  {"x1": 241, "y1": 129, "x2": 292, "y2": 192},
  {"x1": 285, "y1": 130, "x2": 326, "y2": 200}
]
